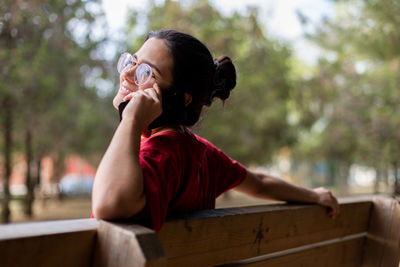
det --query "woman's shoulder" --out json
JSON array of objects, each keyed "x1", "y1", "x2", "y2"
[
  {"x1": 141, "y1": 127, "x2": 222, "y2": 154},
  {"x1": 141, "y1": 129, "x2": 183, "y2": 149},
  {"x1": 140, "y1": 128, "x2": 209, "y2": 163},
  {"x1": 140, "y1": 128, "x2": 196, "y2": 148}
]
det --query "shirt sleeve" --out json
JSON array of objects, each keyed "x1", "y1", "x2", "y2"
[
  {"x1": 139, "y1": 136, "x2": 180, "y2": 232},
  {"x1": 212, "y1": 146, "x2": 247, "y2": 197}
]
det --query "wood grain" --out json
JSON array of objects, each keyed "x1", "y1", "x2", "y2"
[
  {"x1": 3, "y1": 197, "x2": 399, "y2": 267},
  {"x1": 93, "y1": 220, "x2": 166, "y2": 267},
  {"x1": 158, "y1": 200, "x2": 372, "y2": 267},
  {"x1": 222, "y1": 237, "x2": 365, "y2": 267},
  {"x1": 362, "y1": 197, "x2": 400, "y2": 267},
  {"x1": 0, "y1": 219, "x2": 98, "y2": 267}
]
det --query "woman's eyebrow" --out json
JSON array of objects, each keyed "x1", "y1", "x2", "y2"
[{"x1": 133, "y1": 54, "x2": 162, "y2": 75}]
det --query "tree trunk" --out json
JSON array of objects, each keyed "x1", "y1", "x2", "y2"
[
  {"x1": 1, "y1": 95, "x2": 13, "y2": 223},
  {"x1": 374, "y1": 167, "x2": 381, "y2": 194},
  {"x1": 326, "y1": 159, "x2": 336, "y2": 187},
  {"x1": 36, "y1": 158, "x2": 42, "y2": 187},
  {"x1": 51, "y1": 152, "x2": 66, "y2": 200},
  {"x1": 393, "y1": 162, "x2": 399, "y2": 196},
  {"x1": 338, "y1": 161, "x2": 350, "y2": 196},
  {"x1": 383, "y1": 166, "x2": 389, "y2": 193},
  {"x1": 51, "y1": 152, "x2": 66, "y2": 183},
  {"x1": 24, "y1": 129, "x2": 34, "y2": 217}
]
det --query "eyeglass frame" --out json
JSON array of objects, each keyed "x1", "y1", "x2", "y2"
[{"x1": 117, "y1": 52, "x2": 154, "y2": 86}]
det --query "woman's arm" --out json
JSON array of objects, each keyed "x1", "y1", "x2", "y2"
[
  {"x1": 92, "y1": 119, "x2": 146, "y2": 219},
  {"x1": 234, "y1": 169, "x2": 340, "y2": 218},
  {"x1": 92, "y1": 85, "x2": 162, "y2": 220}
]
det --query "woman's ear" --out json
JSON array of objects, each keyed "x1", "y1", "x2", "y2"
[{"x1": 184, "y1": 93, "x2": 192, "y2": 107}]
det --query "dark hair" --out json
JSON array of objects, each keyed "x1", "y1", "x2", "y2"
[{"x1": 146, "y1": 29, "x2": 237, "y2": 126}]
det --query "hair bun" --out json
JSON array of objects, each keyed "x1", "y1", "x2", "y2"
[{"x1": 211, "y1": 56, "x2": 236, "y2": 102}]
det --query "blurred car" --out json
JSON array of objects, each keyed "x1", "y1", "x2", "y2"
[{"x1": 59, "y1": 174, "x2": 94, "y2": 197}]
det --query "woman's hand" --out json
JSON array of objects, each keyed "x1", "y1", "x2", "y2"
[
  {"x1": 313, "y1": 187, "x2": 340, "y2": 218},
  {"x1": 122, "y1": 83, "x2": 162, "y2": 137}
]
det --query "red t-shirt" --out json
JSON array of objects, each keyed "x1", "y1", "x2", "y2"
[{"x1": 139, "y1": 128, "x2": 247, "y2": 232}]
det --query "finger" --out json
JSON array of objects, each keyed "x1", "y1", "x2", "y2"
[
  {"x1": 153, "y1": 83, "x2": 162, "y2": 99},
  {"x1": 145, "y1": 87, "x2": 161, "y2": 103},
  {"x1": 328, "y1": 199, "x2": 337, "y2": 215},
  {"x1": 330, "y1": 206, "x2": 338, "y2": 218},
  {"x1": 331, "y1": 206, "x2": 337, "y2": 218},
  {"x1": 327, "y1": 207, "x2": 335, "y2": 218},
  {"x1": 123, "y1": 92, "x2": 136, "y2": 102},
  {"x1": 328, "y1": 209, "x2": 334, "y2": 218},
  {"x1": 123, "y1": 93, "x2": 132, "y2": 102},
  {"x1": 332, "y1": 202, "x2": 339, "y2": 218},
  {"x1": 141, "y1": 88, "x2": 160, "y2": 103},
  {"x1": 332, "y1": 197, "x2": 339, "y2": 215}
]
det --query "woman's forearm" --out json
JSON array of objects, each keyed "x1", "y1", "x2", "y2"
[
  {"x1": 258, "y1": 173, "x2": 319, "y2": 203},
  {"x1": 235, "y1": 170, "x2": 339, "y2": 217},
  {"x1": 235, "y1": 170, "x2": 319, "y2": 203},
  {"x1": 92, "y1": 119, "x2": 146, "y2": 219}
]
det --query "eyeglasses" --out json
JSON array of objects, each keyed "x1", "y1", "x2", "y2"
[{"x1": 117, "y1": 52, "x2": 153, "y2": 86}]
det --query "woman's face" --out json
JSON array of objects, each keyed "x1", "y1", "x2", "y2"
[{"x1": 113, "y1": 38, "x2": 174, "y2": 109}]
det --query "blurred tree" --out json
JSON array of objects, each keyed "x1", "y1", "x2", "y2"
[
  {"x1": 292, "y1": 58, "x2": 361, "y2": 192},
  {"x1": 0, "y1": 0, "x2": 115, "y2": 221},
  {"x1": 0, "y1": 0, "x2": 22, "y2": 223},
  {"x1": 295, "y1": 0, "x2": 400, "y2": 194},
  {"x1": 124, "y1": 0, "x2": 296, "y2": 165}
]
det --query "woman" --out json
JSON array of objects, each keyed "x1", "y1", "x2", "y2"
[{"x1": 92, "y1": 29, "x2": 339, "y2": 232}]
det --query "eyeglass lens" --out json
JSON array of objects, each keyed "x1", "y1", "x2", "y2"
[
  {"x1": 117, "y1": 53, "x2": 153, "y2": 86},
  {"x1": 117, "y1": 52, "x2": 132, "y2": 74},
  {"x1": 134, "y1": 64, "x2": 152, "y2": 85}
]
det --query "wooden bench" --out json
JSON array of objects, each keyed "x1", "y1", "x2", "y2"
[{"x1": 0, "y1": 196, "x2": 399, "y2": 267}]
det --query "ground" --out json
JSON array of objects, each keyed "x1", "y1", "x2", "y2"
[
  {"x1": 5, "y1": 191, "x2": 271, "y2": 224},
  {"x1": 8, "y1": 196, "x2": 92, "y2": 223}
]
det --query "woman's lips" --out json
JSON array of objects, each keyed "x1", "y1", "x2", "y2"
[
  {"x1": 118, "y1": 80, "x2": 135, "y2": 96},
  {"x1": 118, "y1": 86, "x2": 131, "y2": 96}
]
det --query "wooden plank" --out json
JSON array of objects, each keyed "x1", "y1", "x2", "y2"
[
  {"x1": 0, "y1": 218, "x2": 99, "y2": 240},
  {"x1": 0, "y1": 219, "x2": 98, "y2": 267},
  {"x1": 362, "y1": 197, "x2": 400, "y2": 267},
  {"x1": 93, "y1": 220, "x2": 166, "y2": 267},
  {"x1": 158, "y1": 199, "x2": 372, "y2": 267},
  {"x1": 221, "y1": 237, "x2": 364, "y2": 267}
]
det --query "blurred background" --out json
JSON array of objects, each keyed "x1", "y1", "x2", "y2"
[{"x1": 1, "y1": 0, "x2": 399, "y2": 224}]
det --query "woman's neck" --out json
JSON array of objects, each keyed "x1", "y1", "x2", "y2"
[
  {"x1": 150, "y1": 126, "x2": 178, "y2": 136},
  {"x1": 141, "y1": 126, "x2": 186, "y2": 139}
]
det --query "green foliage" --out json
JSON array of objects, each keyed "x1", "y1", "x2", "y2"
[
  {"x1": 3, "y1": 0, "x2": 398, "y2": 189},
  {"x1": 295, "y1": 0, "x2": 400, "y2": 186},
  {"x1": 0, "y1": 0, "x2": 116, "y2": 178}
]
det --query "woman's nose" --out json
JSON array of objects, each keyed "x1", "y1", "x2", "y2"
[{"x1": 121, "y1": 65, "x2": 137, "y2": 84}]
